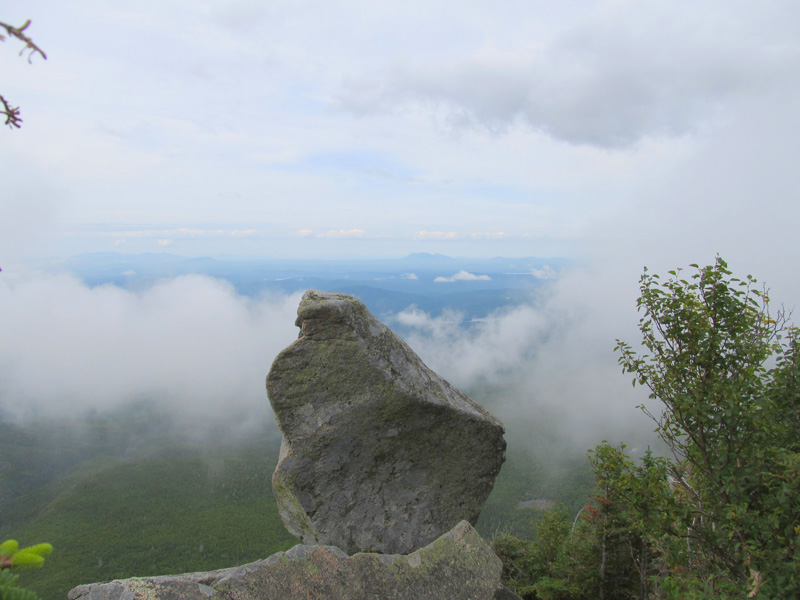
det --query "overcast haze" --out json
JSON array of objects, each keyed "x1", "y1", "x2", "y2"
[
  {"x1": 2, "y1": 1, "x2": 800, "y2": 443},
  {"x1": 3, "y1": 1, "x2": 798, "y2": 261}
]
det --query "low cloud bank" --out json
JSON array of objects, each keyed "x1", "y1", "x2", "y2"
[
  {"x1": 0, "y1": 271, "x2": 301, "y2": 429},
  {"x1": 0, "y1": 264, "x2": 652, "y2": 456},
  {"x1": 530, "y1": 266, "x2": 557, "y2": 280},
  {"x1": 393, "y1": 266, "x2": 656, "y2": 456},
  {"x1": 4, "y1": 231, "x2": 798, "y2": 459}
]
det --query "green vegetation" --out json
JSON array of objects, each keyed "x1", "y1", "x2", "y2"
[
  {"x1": 494, "y1": 257, "x2": 800, "y2": 599},
  {"x1": 476, "y1": 442, "x2": 594, "y2": 541},
  {"x1": 615, "y1": 257, "x2": 800, "y2": 597},
  {"x1": 0, "y1": 410, "x2": 297, "y2": 600},
  {"x1": 493, "y1": 505, "x2": 596, "y2": 600},
  {"x1": 1, "y1": 540, "x2": 53, "y2": 570},
  {"x1": 1, "y1": 570, "x2": 39, "y2": 600},
  {"x1": 1, "y1": 399, "x2": 594, "y2": 600},
  {"x1": 0, "y1": 539, "x2": 53, "y2": 600},
  {"x1": 10, "y1": 256, "x2": 795, "y2": 599},
  {"x1": 3, "y1": 446, "x2": 298, "y2": 600}
]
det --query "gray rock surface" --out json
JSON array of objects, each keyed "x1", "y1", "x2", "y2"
[
  {"x1": 68, "y1": 521, "x2": 508, "y2": 600},
  {"x1": 266, "y1": 290, "x2": 506, "y2": 555},
  {"x1": 494, "y1": 586, "x2": 524, "y2": 600}
]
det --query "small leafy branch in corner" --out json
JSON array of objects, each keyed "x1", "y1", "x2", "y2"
[
  {"x1": 0, "y1": 540, "x2": 53, "y2": 570},
  {"x1": 0, "y1": 19, "x2": 47, "y2": 129},
  {"x1": 0, "y1": 540, "x2": 53, "y2": 600}
]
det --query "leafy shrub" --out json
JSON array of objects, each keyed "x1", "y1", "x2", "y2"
[{"x1": 615, "y1": 257, "x2": 800, "y2": 598}]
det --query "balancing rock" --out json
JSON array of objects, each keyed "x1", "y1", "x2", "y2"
[{"x1": 266, "y1": 290, "x2": 506, "y2": 555}]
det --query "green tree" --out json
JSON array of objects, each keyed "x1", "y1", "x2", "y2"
[
  {"x1": 492, "y1": 505, "x2": 597, "y2": 600},
  {"x1": 615, "y1": 256, "x2": 800, "y2": 598},
  {"x1": 587, "y1": 443, "x2": 673, "y2": 600}
]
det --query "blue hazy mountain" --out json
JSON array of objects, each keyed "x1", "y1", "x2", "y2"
[{"x1": 55, "y1": 252, "x2": 566, "y2": 320}]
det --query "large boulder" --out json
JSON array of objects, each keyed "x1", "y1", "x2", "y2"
[
  {"x1": 68, "y1": 521, "x2": 515, "y2": 600},
  {"x1": 266, "y1": 290, "x2": 506, "y2": 555}
]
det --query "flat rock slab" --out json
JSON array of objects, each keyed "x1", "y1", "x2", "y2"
[
  {"x1": 266, "y1": 290, "x2": 506, "y2": 554},
  {"x1": 68, "y1": 521, "x2": 512, "y2": 600}
]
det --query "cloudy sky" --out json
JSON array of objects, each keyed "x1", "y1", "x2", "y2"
[
  {"x1": 2, "y1": 1, "x2": 800, "y2": 440},
  {"x1": 3, "y1": 0, "x2": 798, "y2": 263}
]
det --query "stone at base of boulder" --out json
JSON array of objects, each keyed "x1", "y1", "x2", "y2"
[
  {"x1": 68, "y1": 521, "x2": 503, "y2": 600},
  {"x1": 494, "y1": 585, "x2": 524, "y2": 600}
]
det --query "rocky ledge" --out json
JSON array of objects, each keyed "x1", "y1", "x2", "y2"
[{"x1": 68, "y1": 521, "x2": 518, "y2": 600}]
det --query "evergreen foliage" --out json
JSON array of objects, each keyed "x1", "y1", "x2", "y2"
[
  {"x1": 0, "y1": 570, "x2": 40, "y2": 600},
  {"x1": 0, "y1": 539, "x2": 53, "y2": 600},
  {"x1": 492, "y1": 505, "x2": 596, "y2": 599}
]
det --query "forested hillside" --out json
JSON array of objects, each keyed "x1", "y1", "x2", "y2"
[
  {"x1": 1, "y1": 409, "x2": 299, "y2": 600},
  {"x1": 1, "y1": 399, "x2": 594, "y2": 600}
]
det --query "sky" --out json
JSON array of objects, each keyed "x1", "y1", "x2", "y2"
[
  {"x1": 2, "y1": 0, "x2": 798, "y2": 262},
  {"x1": 2, "y1": 1, "x2": 800, "y2": 446}
]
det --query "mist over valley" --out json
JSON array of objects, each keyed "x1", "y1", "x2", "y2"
[
  {"x1": 0, "y1": 251, "x2": 661, "y2": 598},
  {"x1": 4, "y1": 2, "x2": 800, "y2": 594}
]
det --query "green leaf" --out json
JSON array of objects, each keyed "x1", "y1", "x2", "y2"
[
  {"x1": 16, "y1": 545, "x2": 52, "y2": 558},
  {"x1": 0, "y1": 540, "x2": 18, "y2": 556},
  {"x1": 9, "y1": 552, "x2": 45, "y2": 569}
]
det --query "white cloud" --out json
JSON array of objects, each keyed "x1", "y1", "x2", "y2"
[
  {"x1": 295, "y1": 229, "x2": 371, "y2": 239},
  {"x1": 392, "y1": 275, "x2": 653, "y2": 450},
  {"x1": 434, "y1": 270, "x2": 492, "y2": 282},
  {"x1": 0, "y1": 271, "x2": 301, "y2": 425},
  {"x1": 69, "y1": 228, "x2": 265, "y2": 239},
  {"x1": 336, "y1": 1, "x2": 800, "y2": 148},
  {"x1": 2, "y1": 0, "x2": 800, "y2": 467},
  {"x1": 530, "y1": 265, "x2": 557, "y2": 279},
  {"x1": 413, "y1": 231, "x2": 516, "y2": 241},
  {"x1": 3, "y1": 2, "x2": 800, "y2": 267},
  {"x1": 469, "y1": 232, "x2": 508, "y2": 239},
  {"x1": 402, "y1": 272, "x2": 418, "y2": 280},
  {"x1": 157, "y1": 239, "x2": 173, "y2": 246},
  {"x1": 5, "y1": 1, "x2": 797, "y2": 261},
  {"x1": 415, "y1": 231, "x2": 458, "y2": 240},
  {"x1": 318, "y1": 229, "x2": 366, "y2": 238}
]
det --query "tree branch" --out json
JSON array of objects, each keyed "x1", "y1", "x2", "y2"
[
  {"x1": 1, "y1": 19, "x2": 46, "y2": 129},
  {"x1": 0, "y1": 20, "x2": 47, "y2": 61},
  {"x1": 0, "y1": 93, "x2": 22, "y2": 128}
]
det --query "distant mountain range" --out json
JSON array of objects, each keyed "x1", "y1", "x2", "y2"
[{"x1": 49, "y1": 252, "x2": 567, "y2": 320}]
